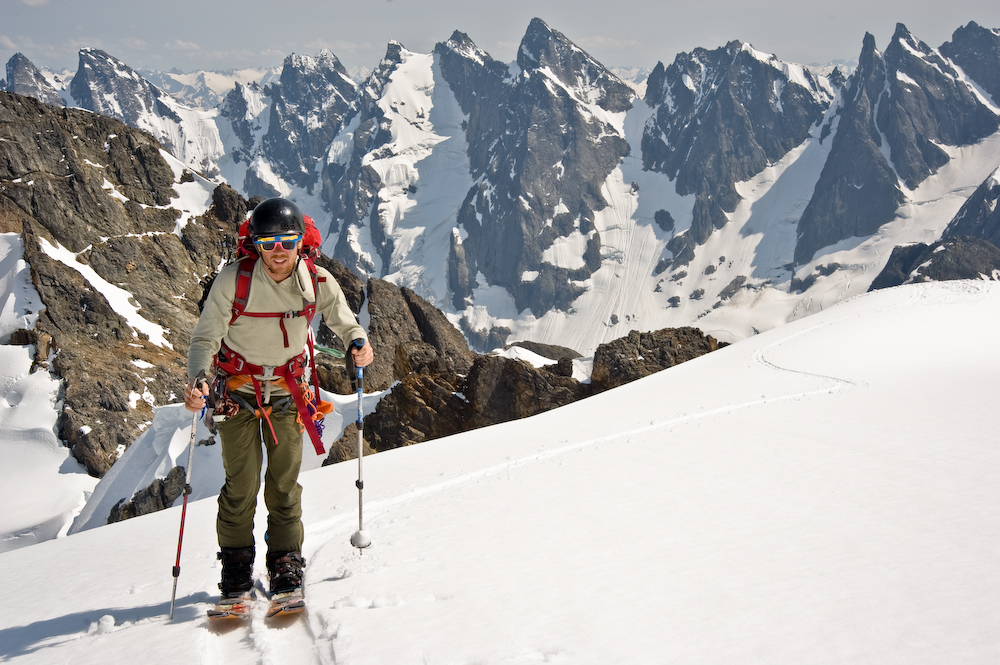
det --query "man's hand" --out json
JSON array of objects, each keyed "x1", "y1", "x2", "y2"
[
  {"x1": 184, "y1": 378, "x2": 209, "y2": 413},
  {"x1": 350, "y1": 339, "x2": 374, "y2": 368}
]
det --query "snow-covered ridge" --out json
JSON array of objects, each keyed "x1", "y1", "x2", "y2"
[{"x1": 1, "y1": 280, "x2": 997, "y2": 662}]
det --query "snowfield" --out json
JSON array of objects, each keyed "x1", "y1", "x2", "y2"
[{"x1": 1, "y1": 279, "x2": 998, "y2": 664}]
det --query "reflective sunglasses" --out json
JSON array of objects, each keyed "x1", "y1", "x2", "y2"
[{"x1": 254, "y1": 234, "x2": 302, "y2": 252}]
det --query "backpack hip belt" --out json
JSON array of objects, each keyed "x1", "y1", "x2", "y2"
[{"x1": 216, "y1": 340, "x2": 326, "y2": 456}]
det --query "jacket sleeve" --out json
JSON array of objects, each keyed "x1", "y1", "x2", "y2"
[
  {"x1": 315, "y1": 267, "x2": 367, "y2": 346},
  {"x1": 186, "y1": 267, "x2": 237, "y2": 381}
]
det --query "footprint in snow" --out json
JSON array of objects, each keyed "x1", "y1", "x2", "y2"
[{"x1": 333, "y1": 594, "x2": 403, "y2": 609}]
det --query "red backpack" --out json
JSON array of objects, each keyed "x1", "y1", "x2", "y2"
[{"x1": 215, "y1": 213, "x2": 332, "y2": 455}]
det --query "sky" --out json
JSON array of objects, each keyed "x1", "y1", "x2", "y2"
[{"x1": 2, "y1": 0, "x2": 1000, "y2": 76}]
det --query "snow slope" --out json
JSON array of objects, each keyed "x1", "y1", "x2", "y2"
[{"x1": 1, "y1": 280, "x2": 997, "y2": 664}]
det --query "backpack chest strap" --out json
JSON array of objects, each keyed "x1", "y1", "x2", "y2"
[{"x1": 228, "y1": 256, "x2": 318, "y2": 348}]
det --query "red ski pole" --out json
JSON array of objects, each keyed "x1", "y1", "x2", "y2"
[{"x1": 168, "y1": 409, "x2": 199, "y2": 620}]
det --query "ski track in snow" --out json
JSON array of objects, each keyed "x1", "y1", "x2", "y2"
[
  {"x1": 2, "y1": 281, "x2": 997, "y2": 664},
  {"x1": 260, "y1": 280, "x2": 992, "y2": 664}
]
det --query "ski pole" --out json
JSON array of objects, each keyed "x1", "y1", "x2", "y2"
[
  {"x1": 168, "y1": 408, "x2": 199, "y2": 620},
  {"x1": 350, "y1": 366, "x2": 371, "y2": 552}
]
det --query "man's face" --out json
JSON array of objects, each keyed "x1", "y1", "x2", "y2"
[{"x1": 256, "y1": 234, "x2": 302, "y2": 282}]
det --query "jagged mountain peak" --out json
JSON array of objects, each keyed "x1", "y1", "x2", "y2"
[
  {"x1": 859, "y1": 31, "x2": 880, "y2": 62},
  {"x1": 4, "y1": 52, "x2": 64, "y2": 107},
  {"x1": 439, "y1": 30, "x2": 495, "y2": 67},
  {"x1": 69, "y1": 48, "x2": 169, "y2": 125},
  {"x1": 515, "y1": 17, "x2": 633, "y2": 113},
  {"x1": 885, "y1": 22, "x2": 948, "y2": 70},
  {"x1": 284, "y1": 49, "x2": 349, "y2": 78}
]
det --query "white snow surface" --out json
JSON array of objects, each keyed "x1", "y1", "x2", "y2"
[
  {"x1": 1, "y1": 280, "x2": 997, "y2": 664},
  {"x1": 0, "y1": 233, "x2": 45, "y2": 343},
  {"x1": 0, "y1": 343, "x2": 97, "y2": 553}
]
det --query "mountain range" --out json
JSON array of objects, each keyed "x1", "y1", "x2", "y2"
[
  {"x1": 2, "y1": 16, "x2": 1000, "y2": 505},
  {"x1": 6, "y1": 18, "x2": 999, "y2": 355}
]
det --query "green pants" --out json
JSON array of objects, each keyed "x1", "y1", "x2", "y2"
[{"x1": 216, "y1": 403, "x2": 304, "y2": 554}]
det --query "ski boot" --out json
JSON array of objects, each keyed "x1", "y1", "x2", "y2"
[
  {"x1": 265, "y1": 551, "x2": 306, "y2": 617},
  {"x1": 218, "y1": 545, "x2": 255, "y2": 596},
  {"x1": 266, "y1": 550, "x2": 306, "y2": 593},
  {"x1": 208, "y1": 546, "x2": 255, "y2": 621}
]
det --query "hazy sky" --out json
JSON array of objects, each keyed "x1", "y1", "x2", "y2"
[{"x1": 3, "y1": 0, "x2": 999, "y2": 76}]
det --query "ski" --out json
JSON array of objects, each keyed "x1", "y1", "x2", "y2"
[
  {"x1": 207, "y1": 591, "x2": 254, "y2": 621},
  {"x1": 266, "y1": 586, "x2": 305, "y2": 618}
]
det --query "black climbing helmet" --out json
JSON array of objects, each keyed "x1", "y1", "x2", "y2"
[{"x1": 249, "y1": 197, "x2": 305, "y2": 238}]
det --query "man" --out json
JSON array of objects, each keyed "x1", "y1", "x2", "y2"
[{"x1": 184, "y1": 197, "x2": 373, "y2": 600}]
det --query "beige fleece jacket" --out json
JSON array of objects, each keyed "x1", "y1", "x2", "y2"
[{"x1": 187, "y1": 256, "x2": 366, "y2": 392}]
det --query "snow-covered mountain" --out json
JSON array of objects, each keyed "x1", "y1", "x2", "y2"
[
  {"x1": 3, "y1": 17, "x2": 1000, "y2": 556},
  {"x1": 1, "y1": 279, "x2": 997, "y2": 662},
  {"x1": 138, "y1": 66, "x2": 281, "y2": 110},
  {"x1": 6, "y1": 19, "x2": 1000, "y2": 355}
]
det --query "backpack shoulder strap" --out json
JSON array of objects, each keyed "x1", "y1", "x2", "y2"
[{"x1": 230, "y1": 255, "x2": 258, "y2": 326}]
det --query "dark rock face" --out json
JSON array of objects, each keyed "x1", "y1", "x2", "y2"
[
  {"x1": 401, "y1": 286, "x2": 476, "y2": 374},
  {"x1": 796, "y1": 25, "x2": 1000, "y2": 264},
  {"x1": 436, "y1": 20, "x2": 634, "y2": 316},
  {"x1": 590, "y1": 327, "x2": 721, "y2": 393},
  {"x1": 0, "y1": 91, "x2": 232, "y2": 476},
  {"x1": 943, "y1": 170, "x2": 1000, "y2": 247},
  {"x1": 260, "y1": 51, "x2": 357, "y2": 193},
  {"x1": 361, "y1": 278, "x2": 477, "y2": 391},
  {"x1": 324, "y1": 351, "x2": 586, "y2": 460},
  {"x1": 4, "y1": 53, "x2": 64, "y2": 107},
  {"x1": 506, "y1": 340, "x2": 582, "y2": 360},
  {"x1": 795, "y1": 34, "x2": 906, "y2": 265},
  {"x1": 218, "y1": 82, "x2": 264, "y2": 166},
  {"x1": 940, "y1": 22, "x2": 1000, "y2": 108},
  {"x1": 363, "y1": 278, "x2": 426, "y2": 391},
  {"x1": 643, "y1": 41, "x2": 830, "y2": 264},
  {"x1": 108, "y1": 465, "x2": 186, "y2": 523},
  {"x1": 868, "y1": 236, "x2": 1000, "y2": 290},
  {"x1": 462, "y1": 354, "x2": 585, "y2": 430}
]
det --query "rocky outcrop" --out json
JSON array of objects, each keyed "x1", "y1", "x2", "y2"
[
  {"x1": 506, "y1": 340, "x2": 582, "y2": 360},
  {"x1": 462, "y1": 354, "x2": 586, "y2": 429},
  {"x1": 943, "y1": 168, "x2": 1000, "y2": 247},
  {"x1": 590, "y1": 328, "x2": 722, "y2": 393},
  {"x1": 326, "y1": 316, "x2": 720, "y2": 463},
  {"x1": 107, "y1": 465, "x2": 186, "y2": 523},
  {"x1": 324, "y1": 350, "x2": 587, "y2": 462},
  {"x1": 868, "y1": 236, "x2": 1000, "y2": 290},
  {"x1": 0, "y1": 91, "x2": 233, "y2": 476},
  {"x1": 362, "y1": 278, "x2": 478, "y2": 391}
]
